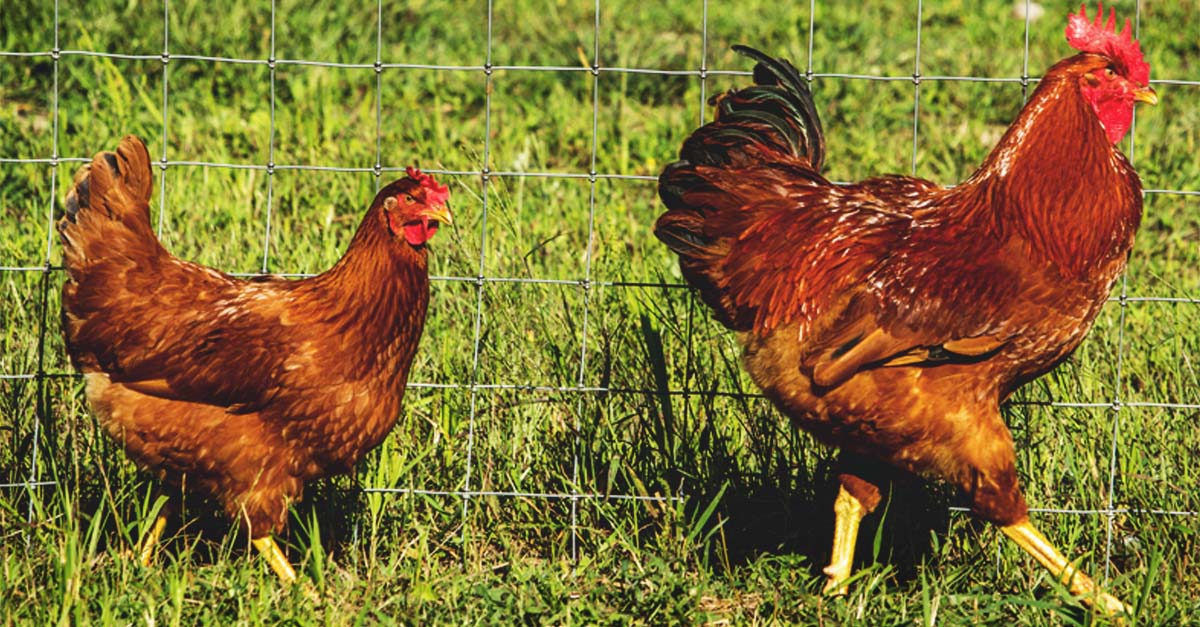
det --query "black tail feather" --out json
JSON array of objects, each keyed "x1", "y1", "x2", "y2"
[
  {"x1": 732, "y1": 44, "x2": 824, "y2": 170},
  {"x1": 675, "y1": 45, "x2": 825, "y2": 173},
  {"x1": 63, "y1": 168, "x2": 90, "y2": 223},
  {"x1": 101, "y1": 152, "x2": 120, "y2": 176},
  {"x1": 729, "y1": 43, "x2": 825, "y2": 170}
]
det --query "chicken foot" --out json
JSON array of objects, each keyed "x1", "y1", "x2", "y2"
[
  {"x1": 135, "y1": 493, "x2": 174, "y2": 566},
  {"x1": 137, "y1": 501, "x2": 298, "y2": 583},
  {"x1": 252, "y1": 536, "x2": 297, "y2": 583},
  {"x1": 137, "y1": 509, "x2": 169, "y2": 566},
  {"x1": 823, "y1": 485, "x2": 868, "y2": 595},
  {"x1": 1000, "y1": 519, "x2": 1129, "y2": 617}
]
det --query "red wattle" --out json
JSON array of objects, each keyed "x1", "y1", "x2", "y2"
[{"x1": 403, "y1": 220, "x2": 438, "y2": 246}]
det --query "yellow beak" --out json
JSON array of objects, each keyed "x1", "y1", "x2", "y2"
[
  {"x1": 424, "y1": 203, "x2": 453, "y2": 226},
  {"x1": 1133, "y1": 86, "x2": 1158, "y2": 106}
]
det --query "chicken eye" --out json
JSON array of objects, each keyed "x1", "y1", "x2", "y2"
[
  {"x1": 1103, "y1": 66, "x2": 1116, "y2": 79},
  {"x1": 403, "y1": 193, "x2": 416, "y2": 204}
]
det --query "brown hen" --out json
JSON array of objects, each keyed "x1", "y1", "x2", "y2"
[
  {"x1": 656, "y1": 5, "x2": 1156, "y2": 616},
  {"x1": 59, "y1": 135, "x2": 451, "y2": 581}
]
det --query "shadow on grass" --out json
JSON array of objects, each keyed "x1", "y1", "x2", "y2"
[
  {"x1": 697, "y1": 474, "x2": 954, "y2": 584},
  {"x1": 573, "y1": 294, "x2": 958, "y2": 586}
]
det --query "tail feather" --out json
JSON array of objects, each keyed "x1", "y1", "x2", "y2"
[
  {"x1": 734, "y1": 44, "x2": 824, "y2": 171},
  {"x1": 63, "y1": 164, "x2": 92, "y2": 223},
  {"x1": 58, "y1": 135, "x2": 156, "y2": 261},
  {"x1": 62, "y1": 135, "x2": 153, "y2": 221},
  {"x1": 656, "y1": 47, "x2": 827, "y2": 330},
  {"x1": 676, "y1": 45, "x2": 825, "y2": 172}
]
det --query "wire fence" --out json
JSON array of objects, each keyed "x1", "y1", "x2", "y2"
[{"x1": 2, "y1": 0, "x2": 1197, "y2": 583}]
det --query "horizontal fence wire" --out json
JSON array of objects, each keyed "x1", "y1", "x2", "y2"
[
  {"x1": 2, "y1": 48, "x2": 1200, "y2": 88},
  {"x1": 2, "y1": 0, "x2": 1197, "y2": 581}
]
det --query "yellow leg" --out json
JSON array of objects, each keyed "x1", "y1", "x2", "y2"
[
  {"x1": 823, "y1": 485, "x2": 867, "y2": 595},
  {"x1": 252, "y1": 536, "x2": 297, "y2": 583},
  {"x1": 1000, "y1": 519, "x2": 1128, "y2": 617},
  {"x1": 137, "y1": 509, "x2": 169, "y2": 566}
]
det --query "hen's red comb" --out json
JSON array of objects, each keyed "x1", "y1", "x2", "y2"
[
  {"x1": 1065, "y1": 3, "x2": 1150, "y2": 85},
  {"x1": 406, "y1": 166, "x2": 450, "y2": 206}
]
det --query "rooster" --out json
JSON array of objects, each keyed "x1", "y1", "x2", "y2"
[
  {"x1": 58, "y1": 136, "x2": 452, "y2": 582},
  {"x1": 656, "y1": 4, "x2": 1155, "y2": 615}
]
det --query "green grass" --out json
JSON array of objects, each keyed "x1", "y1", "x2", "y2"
[{"x1": 2, "y1": 0, "x2": 1198, "y2": 624}]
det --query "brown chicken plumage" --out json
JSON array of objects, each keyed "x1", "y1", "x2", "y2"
[
  {"x1": 58, "y1": 135, "x2": 452, "y2": 581},
  {"x1": 656, "y1": 5, "x2": 1156, "y2": 616}
]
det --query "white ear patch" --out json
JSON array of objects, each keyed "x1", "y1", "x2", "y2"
[{"x1": 383, "y1": 196, "x2": 398, "y2": 211}]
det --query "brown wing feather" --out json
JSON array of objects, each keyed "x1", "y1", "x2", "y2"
[{"x1": 662, "y1": 164, "x2": 1019, "y2": 389}]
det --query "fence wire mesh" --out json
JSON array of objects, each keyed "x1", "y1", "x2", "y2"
[{"x1": 1, "y1": 0, "x2": 1197, "y2": 587}]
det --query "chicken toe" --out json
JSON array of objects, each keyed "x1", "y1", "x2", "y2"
[{"x1": 1000, "y1": 519, "x2": 1129, "y2": 617}]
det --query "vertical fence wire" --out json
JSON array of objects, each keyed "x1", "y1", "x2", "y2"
[
  {"x1": 459, "y1": 0, "x2": 498, "y2": 551},
  {"x1": 155, "y1": 1, "x2": 170, "y2": 239},
  {"x1": 910, "y1": 0, "x2": 923, "y2": 176},
  {"x1": 567, "y1": 0, "x2": 604, "y2": 568},
  {"x1": 698, "y1": 0, "x2": 710, "y2": 125},
  {"x1": 261, "y1": 0, "x2": 279, "y2": 273},
  {"x1": 373, "y1": 0, "x2": 384, "y2": 196},
  {"x1": 24, "y1": 0, "x2": 64, "y2": 543},
  {"x1": 1021, "y1": 0, "x2": 1033, "y2": 103},
  {"x1": 3, "y1": 0, "x2": 1198, "y2": 583},
  {"x1": 1101, "y1": 0, "x2": 1142, "y2": 584}
]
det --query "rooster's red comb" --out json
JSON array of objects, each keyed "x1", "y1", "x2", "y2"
[
  {"x1": 406, "y1": 166, "x2": 450, "y2": 206},
  {"x1": 1065, "y1": 3, "x2": 1150, "y2": 86}
]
